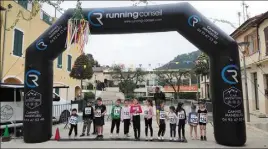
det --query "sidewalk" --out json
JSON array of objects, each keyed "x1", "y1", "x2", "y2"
[{"x1": 2, "y1": 119, "x2": 268, "y2": 148}]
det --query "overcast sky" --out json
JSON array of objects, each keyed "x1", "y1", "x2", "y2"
[{"x1": 43, "y1": 1, "x2": 268, "y2": 69}]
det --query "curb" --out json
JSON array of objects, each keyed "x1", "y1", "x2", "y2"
[{"x1": 246, "y1": 123, "x2": 268, "y2": 136}]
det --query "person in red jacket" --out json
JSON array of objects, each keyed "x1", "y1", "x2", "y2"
[{"x1": 130, "y1": 98, "x2": 142, "y2": 140}]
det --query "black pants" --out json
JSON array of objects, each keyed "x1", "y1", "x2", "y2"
[
  {"x1": 145, "y1": 118, "x2": 153, "y2": 137},
  {"x1": 133, "y1": 115, "x2": 141, "y2": 139},
  {"x1": 123, "y1": 119, "x2": 131, "y2": 134},
  {"x1": 93, "y1": 119, "x2": 96, "y2": 133},
  {"x1": 69, "y1": 124, "x2": 77, "y2": 136},
  {"x1": 111, "y1": 119, "x2": 121, "y2": 134},
  {"x1": 178, "y1": 121, "x2": 185, "y2": 138},
  {"x1": 158, "y1": 121, "x2": 166, "y2": 137},
  {"x1": 170, "y1": 124, "x2": 176, "y2": 137}
]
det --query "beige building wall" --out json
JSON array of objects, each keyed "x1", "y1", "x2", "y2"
[{"x1": 0, "y1": 1, "x2": 81, "y2": 100}]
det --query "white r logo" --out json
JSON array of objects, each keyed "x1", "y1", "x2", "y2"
[
  {"x1": 227, "y1": 70, "x2": 238, "y2": 83},
  {"x1": 29, "y1": 74, "x2": 39, "y2": 87},
  {"x1": 94, "y1": 13, "x2": 103, "y2": 25},
  {"x1": 88, "y1": 9, "x2": 105, "y2": 27}
]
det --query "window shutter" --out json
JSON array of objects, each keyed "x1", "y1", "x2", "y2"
[
  {"x1": 264, "y1": 27, "x2": 268, "y2": 56},
  {"x1": 68, "y1": 55, "x2": 72, "y2": 71},
  {"x1": 244, "y1": 35, "x2": 249, "y2": 56},
  {"x1": 57, "y1": 54, "x2": 62, "y2": 68},
  {"x1": 27, "y1": 1, "x2": 32, "y2": 12},
  {"x1": 13, "y1": 29, "x2": 23, "y2": 57}
]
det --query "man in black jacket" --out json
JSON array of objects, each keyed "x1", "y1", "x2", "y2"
[
  {"x1": 80, "y1": 101, "x2": 94, "y2": 137},
  {"x1": 154, "y1": 87, "x2": 166, "y2": 126}
]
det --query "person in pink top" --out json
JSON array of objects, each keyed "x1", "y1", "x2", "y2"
[
  {"x1": 144, "y1": 99, "x2": 154, "y2": 141},
  {"x1": 130, "y1": 98, "x2": 142, "y2": 140}
]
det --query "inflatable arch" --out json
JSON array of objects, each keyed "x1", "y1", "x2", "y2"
[{"x1": 23, "y1": 2, "x2": 246, "y2": 146}]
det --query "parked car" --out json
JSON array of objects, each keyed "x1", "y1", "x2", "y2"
[{"x1": 0, "y1": 84, "x2": 71, "y2": 130}]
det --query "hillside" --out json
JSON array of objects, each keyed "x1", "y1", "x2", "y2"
[{"x1": 157, "y1": 50, "x2": 201, "y2": 70}]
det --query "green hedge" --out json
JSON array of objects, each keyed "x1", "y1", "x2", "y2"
[{"x1": 178, "y1": 92, "x2": 197, "y2": 99}]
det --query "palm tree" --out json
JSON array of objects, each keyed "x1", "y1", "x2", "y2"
[{"x1": 194, "y1": 52, "x2": 209, "y2": 99}]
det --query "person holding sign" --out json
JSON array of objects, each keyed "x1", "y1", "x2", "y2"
[
  {"x1": 188, "y1": 104, "x2": 198, "y2": 140},
  {"x1": 130, "y1": 98, "x2": 142, "y2": 140},
  {"x1": 176, "y1": 102, "x2": 187, "y2": 142},
  {"x1": 68, "y1": 108, "x2": 79, "y2": 138},
  {"x1": 168, "y1": 106, "x2": 178, "y2": 141},
  {"x1": 157, "y1": 101, "x2": 167, "y2": 140},
  {"x1": 198, "y1": 101, "x2": 208, "y2": 141},
  {"x1": 121, "y1": 100, "x2": 131, "y2": 138},
  {"x1": 110, "y1": 99, "x2": 122, "y2": 138},
  {"x1": 144, "y1": 99, "x2": 154, "y2": 141},
  {"x1": 94, "y1": 97, "x2": 107, "y2": 139},
  {"x1": 80, "y1": 102, "x2": 94, "y2": 137}
]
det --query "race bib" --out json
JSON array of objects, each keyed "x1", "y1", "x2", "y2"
[
  {"x1": 169, "y1": 116, "x2": 176, "y2": 123},
  {"x1": 199, "y1": 113, "x2": 207, "y2": 123},
  {"x1": 124, "y1": 111, "x2": 130, "y2": 116},
  {"x1": 144, "y1": 110, "x2": 149, "y2": 115},
  {"x1": 95, "y1": 109, "x2": 102, "y2": 117},
  {"x1": 85, "y1": 107, "x2": 91, "y2": 115},
  {"x1": 114, "y1": 107, "x2": 121, "y2": 116},
  {"x1": 69, "y1": 116, "x2": 78, "y2": 124},
  {"x1": 190, "y1": 115, "x2": 198, "y2": 123},
  {"x1": 178, "y1": 113, "x2": 185, "y2": 120},
  {"x1": 160, "y1": 111, "x2": 166, "y2": 119}
]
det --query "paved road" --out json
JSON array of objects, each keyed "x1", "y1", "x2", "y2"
[{"x1": 2, "y1": 119, "x2": 268, "y2": 148}]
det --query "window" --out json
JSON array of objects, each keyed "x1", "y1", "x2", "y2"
[
  {"x1": 55, "y1": 88, "x2": 60, "y2": 95},
  {"x1": 57, "y1": 54, "x2": 62, "y2": 68},
  {"x1": 0, "y1": 88, "x2": 22, "y2": 102},
  {"x1": 13, "y1": 29, "x2": 23, "y2": 57},
  {"x1": 264, "y1": 27, "x2": 268, "y2": 55},
  {"x1": 18, "y1": 0, "x2": 28, "y2": 9},
  {"x1": 42, "y1": 11, "x2": 53, "y2": 25},
  {"x1": 244, "y1": 30, "x2": 258, "y2": 56},
  {"x1": 67, "y1": 55, "x2": 72, "y2": 71}
]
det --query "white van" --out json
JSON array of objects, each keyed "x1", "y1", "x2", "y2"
[{"x1": 0, "y1": 84, "x2": 71, "y2": 129}]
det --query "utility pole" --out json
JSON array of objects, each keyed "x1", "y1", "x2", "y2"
[
  {"x1": 242, "y1": 0, "x2": 246, "y2": 22},
  {"x1": 245, "y1": 5, "x2": 249, "y2": 20},
  {"x1": 238, "y1": 12, "x2": 241, "y2": 26}
]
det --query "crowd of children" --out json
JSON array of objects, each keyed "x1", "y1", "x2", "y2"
[{"x1": 68, "y1": 97, "x2": 208, "y2": 142}]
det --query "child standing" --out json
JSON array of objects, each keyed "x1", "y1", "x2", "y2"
[
  {"x1": 80, "y1": 102, "x2": 94, "y2": 137},
  {"x1": 68, "y1": 108, "x2": 79, "y2": 138},
  {"x1": 130, "y1": 98, "x2": 142, "y2": 140},
  {"x1": 110, "y1": 99, "x2": 122, "y2": 138},
  {"x1": 121, "y1": 100, "x2": 131, "y2": 138},
  {"x1": 168, "y1": 106, "x2": 178, "y2": 141},
  {"x1": 198, "y1": 101, "x2": 208, "y2": 141},
  {"x1": 144, "y1": 99, "x2": 153, "y2": 141},
  {"x1": 158, "y1": 101, "x2": 166, "y2": 140},
  {"x1": 188, "y1": 104, "x2": 198, "y2": 140},
  {"x1": 176, "y1": 102, "x2": 187, "y2": 142},
  {"x1": 94, "y1": 97, "x2": 107, "y2": 139}
]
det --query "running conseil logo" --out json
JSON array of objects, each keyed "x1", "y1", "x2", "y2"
[
  {"x1": 88, "y1": 9, "x2": 105, "y2": 27},
  {"x1": 36, "y1": 39, "x2": 48, "y2": 51},
  {"x1": 188, "y1": 15, "x2": 201, "y2": 27}
]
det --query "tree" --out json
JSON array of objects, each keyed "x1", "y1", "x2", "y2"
[
  {"x1": 86, "y1": 54, "x2": 101, "y2": 67},
  {"x1": 193, "y1": 52, "x2": 209, "y2": 99},
  {"x1": 155, "y1": 69, "x2": 190, "y2": 99},
  {"x1": 110, "y1": 64, "x2": 145, "y2": 97},
  {"x1": 70, "y1": 54, "x2": 93, "y2": 88},
  {"x1": 84, "y1": 92, "x2": 95, "y2": 101}
]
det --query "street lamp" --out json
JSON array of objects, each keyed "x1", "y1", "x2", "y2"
[{"x1": 238, "y1": 41, "x2": 250, "y2": 122}]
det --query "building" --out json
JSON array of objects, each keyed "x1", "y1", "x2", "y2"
[
  {"x1": 199, "y1": 11, "x2": 268, "y2": 116},
  {"x1": 83, "y1": 67, "x2": 198, "y2": 98},
  {"x1": 0, "y1": 1, "x2": 81, "y2": 100}
]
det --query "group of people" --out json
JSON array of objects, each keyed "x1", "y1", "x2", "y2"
[{"x1": 68, "y1": 96, "x2": 208, "y2": 142}]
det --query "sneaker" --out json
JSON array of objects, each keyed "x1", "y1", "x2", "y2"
[
  {"x1": 200, "y1": 136, "x2": 203, "y2": 141},
  {"x1": 161, "y1": 137, "x2": 164, "y2": 140},
  {"x1": 150, "y1": 137, "x2": 153, "y2": 141},
  {"x1": 87, "y1": 133, "x2": 90, "y2": 136},
  {"x1": 178, "y1": 138, "x2": 181, "y2": 142},
  {"x1": 173, "y1": 138, "x2": 177, "y2": 141},
  {"x1": 92, "y1": 132, "x2": 97, "y2": 135},
  {"x1": 170, "y1": 137, "x2": 173, "y2": 141},
  {"x1": 80, "y1": 133, "x2": 85, "y2": 137},
  {"x1": 126, "y1": 134, "x2": 130, "y2": 137},
  {"x1": 158, "y1": 137, "x2": 161, "y2": 140},
  {"x1": 95, "y1": 135, "x2": 100, "y2": 139},
  {"x1": 110, "y1": 134, "x2": 113, "y2": 138},
  {"x1": 74, "y1": 135, "x2": 77, "y2": 139},
  {"x1": 116, "y1": 134, "x2": 119, "y2": 138},
  {"x1": 204, "y1": 136, "x2": 207, "y2": 141},
  {"x1": 100, "y1": 135, "x2": 104, "y2": 139},
  {"x1": 145, "y1": 137, "x2": 148, "y2": 141}
]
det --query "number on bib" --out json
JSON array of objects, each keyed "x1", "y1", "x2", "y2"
[
  {"x1": 95, "y1": 109, "x2": 101, "y2": 117},
  {"x1": 124, "y1": 112, "x2": 129, "y2": 116},
  {"x1": 69, "y1": 116, "x2": 77, "y2": 124},
  {"x1": 169, "y1": 116, "x2": 176, "y2": 123},
  {"x1": 199, "y1": 113, "x2": 207, "y2": 123},
  {"x1": 114, "y1": 108, "x2": 120, "y2": 116},
  {"x1": 160, "y1": 111, "x2": 165, "y2": 119},
  {"x1": 178, "y1": 113, "x2": 185, "y2": 119},
  {"x1": 190, "y1": 115, "x2": 198, "y2": 123},
  {"x1": 85, "y1": 107, "x2": 91, "y2": 115},
  {"x1": 144, "y1": 110, "x2": 149, "y2": 115}
]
